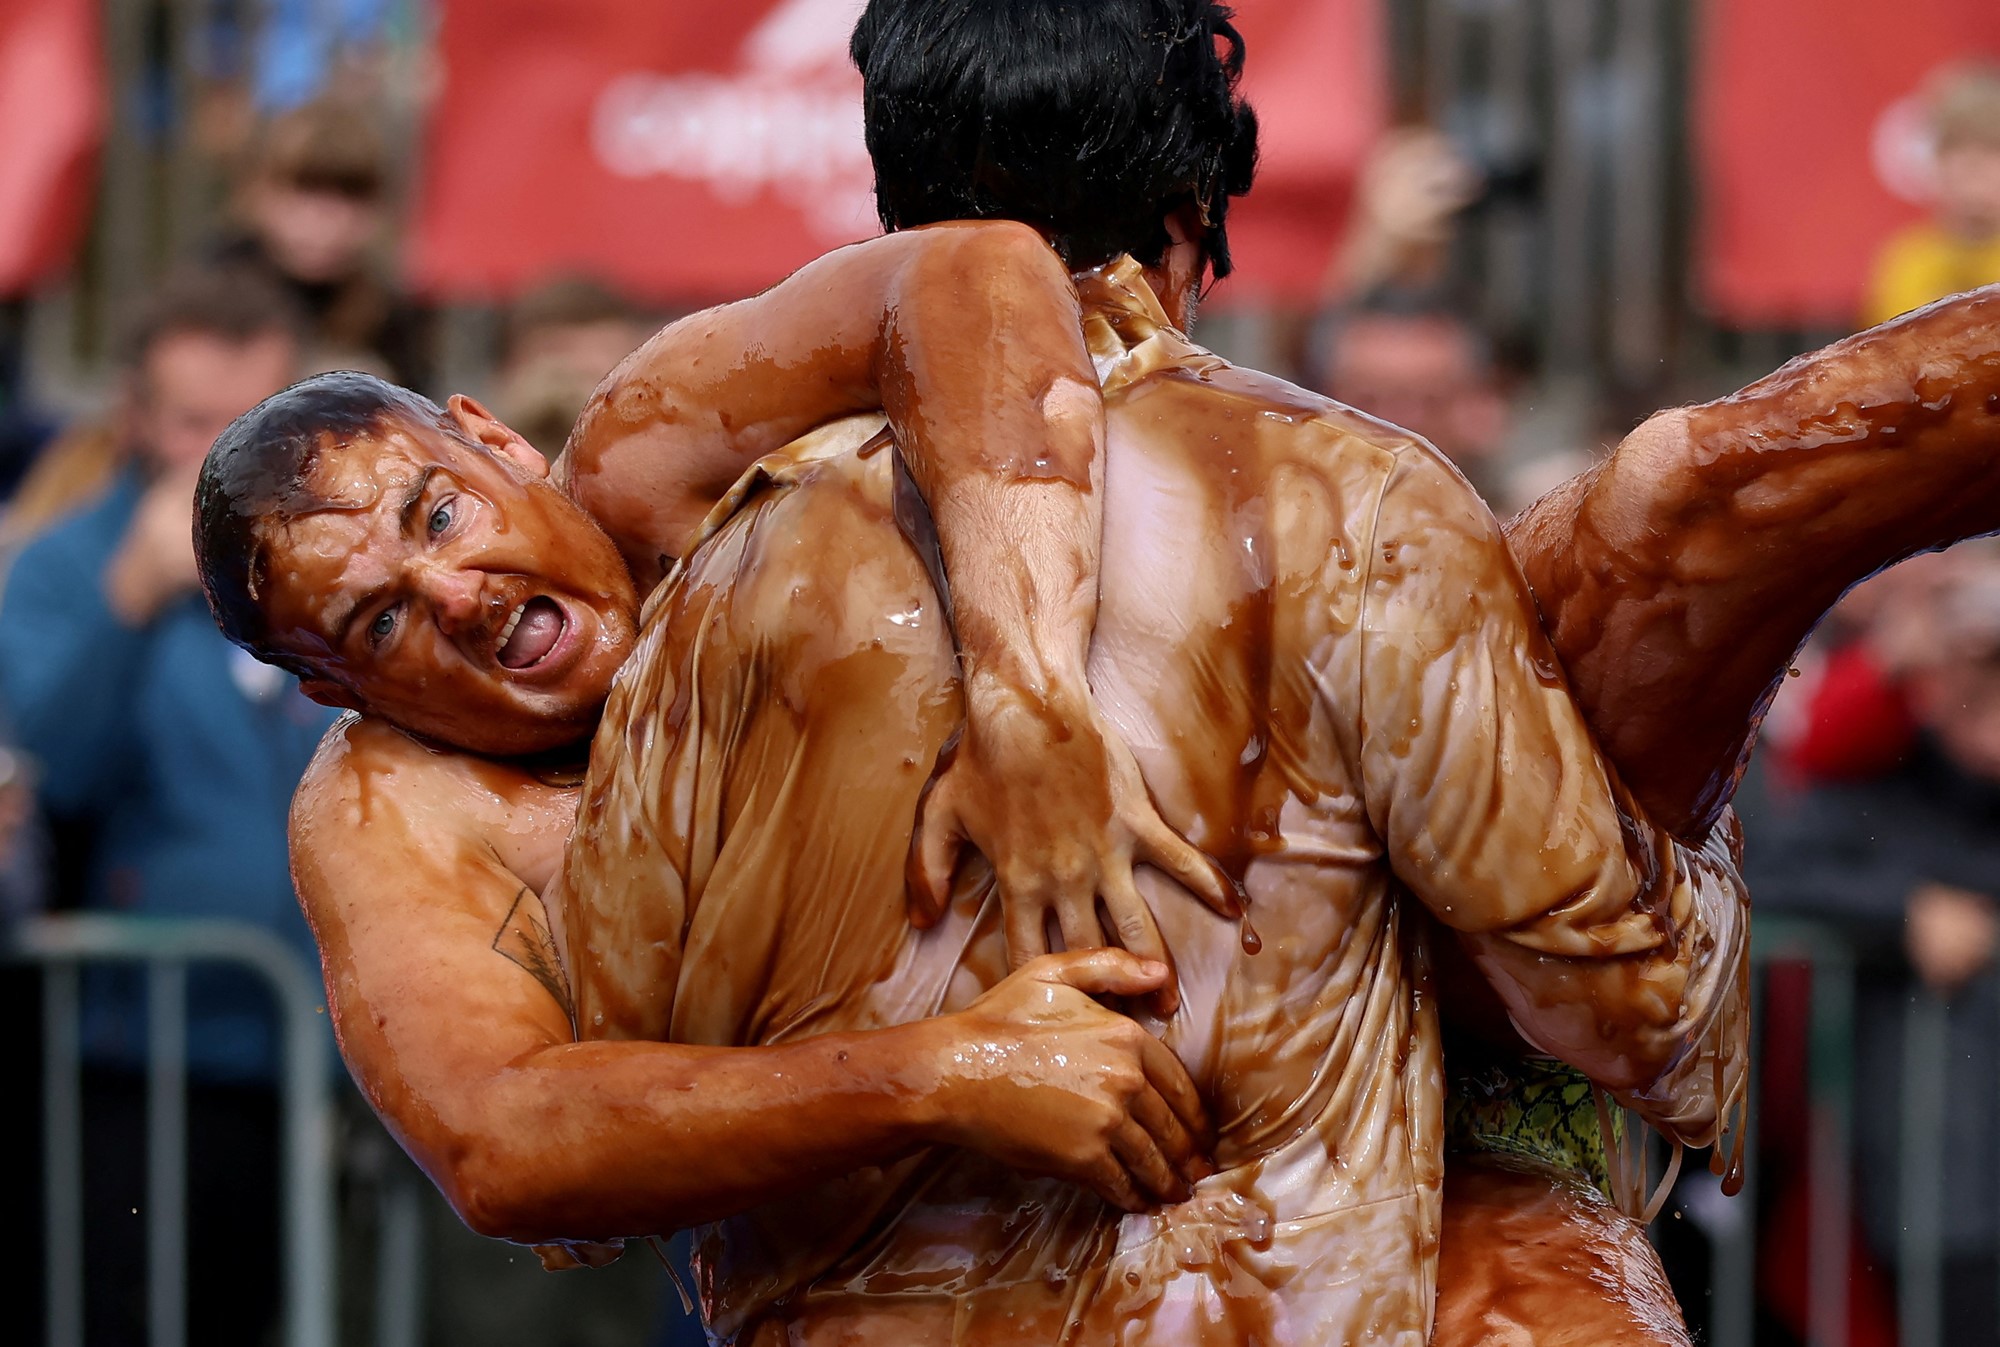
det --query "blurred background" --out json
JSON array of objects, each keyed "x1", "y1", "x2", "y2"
[{"x1": 1, "y1": 1, "x2": 1997, "y2": 1345}]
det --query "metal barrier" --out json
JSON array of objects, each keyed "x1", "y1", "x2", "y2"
[
  {"x1": 4, "y1": 913, "x2": 337, "y2": 1347},
  {"x1": 1702, "y1": 915, "x2": 1975, "y2": 1347},
  {"x1": 7, "y1": 909, "x2": 1984, "y2": 1346}
]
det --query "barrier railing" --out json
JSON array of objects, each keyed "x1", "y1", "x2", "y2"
[
  {"x1": 1702, "y1": 914, "x2": 1974, "y2": 1347},
  {"x1": 6, "y1": 909, "x2": 1981, "y2": 1346},
  {"x1": 3, "y1": 914, "x2": 337, "y2": 1347}
]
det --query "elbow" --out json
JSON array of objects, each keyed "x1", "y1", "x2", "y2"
[{"x1": 438, "y1": 1136, "x2": 564, "y2": 1243}]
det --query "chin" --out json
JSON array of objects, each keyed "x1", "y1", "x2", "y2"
[
  {"x1": 486, "y1": 711, "x2": 599, "y2": 758},
  {"x1": 405, "y1": 701, "x2": 597, "y2": 759}
]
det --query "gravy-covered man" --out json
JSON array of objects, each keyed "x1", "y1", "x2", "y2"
[{"x1": 195, "y1": 1, "x2": 2000, "y2": 1342}]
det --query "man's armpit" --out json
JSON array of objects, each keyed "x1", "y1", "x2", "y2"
[{"x1": 493, "y1": 887, "x2": 575, "y2": 1023}]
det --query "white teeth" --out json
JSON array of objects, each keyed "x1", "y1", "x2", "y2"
[{"x1": 496, "y1": 603, "x2": 525, "y2": 653}]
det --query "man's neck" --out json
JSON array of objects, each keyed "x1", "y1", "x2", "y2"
[{"x1": 1141, "y1": 237, "x2": 1204, "y2": 331}]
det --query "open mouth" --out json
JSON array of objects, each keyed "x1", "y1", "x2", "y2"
[{"x1": 496, "y1": 596, "x2": 567, "y2": 669}]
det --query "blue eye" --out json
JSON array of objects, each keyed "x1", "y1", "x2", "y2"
[
  {"x1": 369, "y1": 608, "x2": 398, "y2": 644},
  {"x1": 428, "y1": 501, "x2": 454, "y2": 536}
]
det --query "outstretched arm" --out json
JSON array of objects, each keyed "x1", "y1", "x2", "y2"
[
  {"x1": 1508, "y1": 285, "x2": 2000, "y2": 837},
  {"x1": 292, "y1": 728, "x2": 1210, "y2": 1248},
  {"x1": 563, "y1": 222, "x2": 1235, "y2": 994}
]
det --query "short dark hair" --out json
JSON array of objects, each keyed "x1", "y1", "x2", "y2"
[
  {"x1": 851, "y1": 0, "x2": 1260, "y2": 283},
  {"x1": 194, "y1": 371, "x2": 448, "y2": 671},
  {"x1": 505, "y1": 275, "x2": 645, "y2": 359},
  {"x1": 253, "y1": 98, "x2": 389, "y2": 200},
  {"x1": 120, "y1": 265, "x2": 306, "y2": 372}
]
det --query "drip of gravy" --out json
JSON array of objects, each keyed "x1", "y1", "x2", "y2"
[{"x1": 554, "y1": 259, "x2": 1785, "y2": 1344}]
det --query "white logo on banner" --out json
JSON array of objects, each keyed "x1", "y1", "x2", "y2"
[
  {"x1": 591, "y1": 0, "x2": 876, "y2": 240},
  {"x1": 1873, "y1": 87, "x2": 1942, "y2": 206}
]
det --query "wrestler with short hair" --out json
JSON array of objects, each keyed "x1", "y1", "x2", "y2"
[
  {"x1": 211, "y1": 221, "x2": 1241, "y2": 1243},
  {"x1": 208, "y1": 269, "x2": 2000, "y2": 1338},
  {"x1": 196, "y1": 0, "x2": 2000, "y2": 1338}
]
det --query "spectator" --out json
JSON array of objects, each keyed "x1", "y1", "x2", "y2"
[
  {"x1": 246, "y1": 0, "x2": 394, "y2": 113},
  {"x1": 1863, "y1": 61, "x2": 2000, "y2": 327},
  {"x1": 0, "y1": 418, "x2": 119, "y2": 561},
  {"x1": 207, "y1": 98, "x2": 430, "y2": 386},
  {"x1": 0, "y1": 720, "x2": 44, "y2": 923},
  {"x1": 1745, "y1": 548, "x2": 2000, "y2": 1347},
  {"x1": 1311, "y1": 290, "x2": 1523, "y2": 507},
  {"x1": 0, "y1": 266, "x2": 336, "y2": 1345},
  {"x1": 1327, "y1": 127, "x2": 1483, "y2": 304},
  {"x1": 494, "y1": 277, "x2": 654, "y2": 460}
]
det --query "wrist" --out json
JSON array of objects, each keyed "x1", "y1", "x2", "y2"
[
  {"x1": 961, "y1": 657, "x2": 1091, "y2": 722},
  {"x1": 836, "y1": 1020, "x2": 958, "y2": 1152},
  {"x1": 882, "y1": 1017, "x2": 967, "y2": 1150}
]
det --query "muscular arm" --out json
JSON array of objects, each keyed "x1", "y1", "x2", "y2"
[
  {"x1": 292, "y1": 724, "x2": 1205, "y2": 1244},
  {"x1": 564, "y1": 221, "x2": 1233, "y2": 979},
  {"x1": 564, "y1": 220, "x2": 1100, "y2": 600},
  {"x1": 1354, "y1": 445, "x2": 1746, "y2": 1146},
  {"x1": 1509, "y1": 285, "x2": 2000, "y2": 836}
]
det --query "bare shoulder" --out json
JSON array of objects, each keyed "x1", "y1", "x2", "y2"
[
  {"x1": 291, "y1": 714, "x2": 579, "y2": 904},
  {"x1": 292, "y1": 714, "x2": 465, "y2": 849},
  {"x1": 558, "y1": 336, "x2": 662, "y2": 484}
]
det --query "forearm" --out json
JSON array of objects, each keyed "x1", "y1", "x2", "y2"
[
  {"x1": 424, "y1": 1021, "x2": 946, "y2": 1243},
  {"x1": 1458, "y1": 812, "x2": 1748, "y2": 1144},
  {"x1": 566, "y1": 221, "x2": 1100, "y2": 603},
  {"x1": 876, "y1": 222, "x2": 1104, "y2": 696},
  {"x1": 1364, "y1": 447, "x2": 1746, "y2": 1142},
  {"x1": 1509, "y1": 284, "x2": 2000, "y2": 837}
]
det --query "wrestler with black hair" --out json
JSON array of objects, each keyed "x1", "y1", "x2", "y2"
[{"x1": 196, "y1": 1, "x2": 2000, "y2": 1340}]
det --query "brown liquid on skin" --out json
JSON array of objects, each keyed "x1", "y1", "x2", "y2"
[
  {"x1": 298, "y1": 277, "x2": 2000, "y2": 1341},
  {"x1": 555, "y1": 260, "x2": 1750, "y2": 1345},
  {"x1": 1433, "y1": 1158, "x2": 1690, "y2": 1347},
  {"x1": 1510, "y1": 285, "x2": 2000, "y2": 840}
]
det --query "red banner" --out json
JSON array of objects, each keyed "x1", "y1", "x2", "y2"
[
  {"x1": 1224, "y1": 0, "x2": 1388, "y2": 302},
  {"x1": 0, "y1": 0, "x2": 102, "y2": 294},
  {"x1": 408, "y1": 0, "x2": 1384, "y2": 307},
  {"x1": 1697, "y1": 0, "x2": 2000, "y2": 327}
]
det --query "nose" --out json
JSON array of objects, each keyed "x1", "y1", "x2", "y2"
[{"x1": 410, "y1": 561, "x2": 487, "y2": 633}]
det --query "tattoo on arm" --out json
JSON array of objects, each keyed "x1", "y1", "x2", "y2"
[{"x1": 493, "y1": 887, "x2": 576, "y2": 1024}]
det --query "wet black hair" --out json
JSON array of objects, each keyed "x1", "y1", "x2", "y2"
[
  {"x1": 194, "y1": 370, "x2": 451, "y2": 672},
  {"x1": 851, "y1": 0, "x2": 1260, "y2": 283},
  {"x1": 120, "y1": 264, "x2": 306, "y2": 373}
]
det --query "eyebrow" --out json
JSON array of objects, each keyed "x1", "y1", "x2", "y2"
[
  {"x1": 398, "y1": 467, "x2": 438, "y2": 533},
  {"x1": 326, "y1": 467, "x2": 438, "y2": 647}
]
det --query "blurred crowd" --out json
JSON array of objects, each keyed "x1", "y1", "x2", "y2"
[
  {"x1": 0, "y1": 9, "x2": 1996, "y2": 1343},
  {"x1": 0, "y1": 87, "x2": 678, "y2": 1347},
  {"x1": 1728, "y1": 61, "x2": 2000, "y2": 1347}
]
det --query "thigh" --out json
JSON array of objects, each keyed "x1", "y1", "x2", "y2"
[{"x1": 1433, "y1": 1157, "x2": 1690, "y2": 1347}]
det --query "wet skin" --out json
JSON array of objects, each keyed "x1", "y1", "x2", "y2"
[
  {"x1": 261, "y1": 428, "x2": 640, "y2": 756},
  {"x1": 282, "y1": 222, "x2": 2000, "y2": 1335},
  {"x1": 281, "y1": 226, "x2": 1260, "y2": 1269},
  {"x1": 551, "y1": 278, "x2": 2000, "y2": 1343},
  {"x1": 548, "y1": 275, "x2": 2000, "y2": 1343},
  {"x1": 555, "y1": 261, "x2": 1748, "y2": 1344}
]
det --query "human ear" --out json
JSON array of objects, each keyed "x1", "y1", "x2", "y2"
[
  {"x1": 445, "y1": 393, "x2": 549, "y2": 479},
  {"x1": 298, "y1": 677, "x2": 364, "y2": 712}
]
